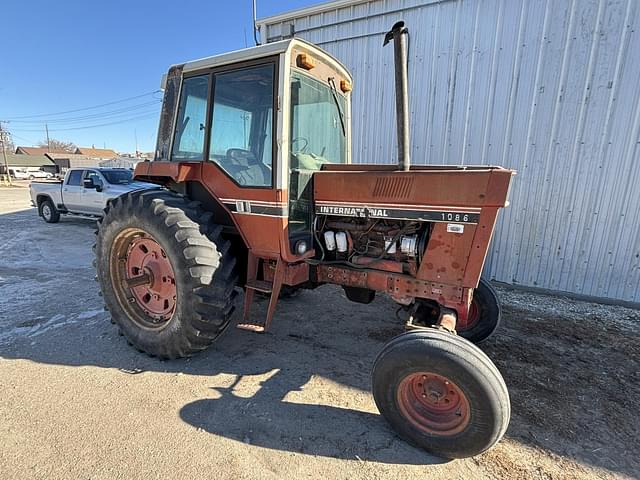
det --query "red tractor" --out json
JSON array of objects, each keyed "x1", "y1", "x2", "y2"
[{"x1": 96, "y1": 23, "x2": 514, "y2": 459}]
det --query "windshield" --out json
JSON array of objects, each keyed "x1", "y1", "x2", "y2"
[
  {"x1": 288, "y1": 70, "x2": 348, "y2": 246},
  {"x1": 290, "y1": 70, "x2": 346, "y2": 170},
  {"x1": 102, "y1": 170, "x2": 133, "y2": 185}
]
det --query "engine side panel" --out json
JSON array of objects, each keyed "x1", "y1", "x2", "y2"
[{"x1": 313, "y1": 167, "x2": 513, "y2": 289}]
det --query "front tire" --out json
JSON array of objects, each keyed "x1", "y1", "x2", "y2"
[
  {"x1": 95, "y1": 190, "x2": 239, "y2": 359},
  {"x1": 372, "y1": 330, "x2": 510, "y2": 458},
  {"x1": 39, "y1": 198, "x2": 60, "y2": 223}
]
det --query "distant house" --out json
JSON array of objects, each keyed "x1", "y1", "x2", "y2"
[
  {"x1": 44, "y1": 153, "x2": 102, "y2": 174},
  {"x1": 74, "y1": 147, "x2": 118, "y2": 159},
  {"x1": 15, "y1": 146, "x2": 69, "y2": 156},
  {"x1": 0, "y1": 153, "x2": 56, "y2": 175}
]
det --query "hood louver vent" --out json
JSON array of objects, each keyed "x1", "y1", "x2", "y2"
[{"x1": 372, "y1": 177, "x2": 414, "y2": 199}]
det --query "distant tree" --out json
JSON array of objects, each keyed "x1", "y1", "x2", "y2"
[{"x1": 37, "y1": 138, "x2": 77, "y2": 152}]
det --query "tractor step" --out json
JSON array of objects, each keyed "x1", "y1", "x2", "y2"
[
  {"x1": 236, "y1": 323, "x2": 266, "y2": 333},
  {"x1": 239, "y1": 253, "x2": 285, "y2": 334},
  {"x1": 245, "y1": 279, "x2": 273, "y2": 294}
]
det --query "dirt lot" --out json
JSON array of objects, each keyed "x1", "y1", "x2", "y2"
[{"x1": 1, "y1": 184, "x2": 639, "y2": 480}]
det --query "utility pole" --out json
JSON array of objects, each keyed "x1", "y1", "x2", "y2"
[
  {"x1": 134, "y1": 128, "x2": 138, "y2": 157},
  {"x1": 0, "y1": 122, "x2": 12, "y2": 185},
  {"x1": 45, "y1": 123, "x2": 51, "y2": 152}
]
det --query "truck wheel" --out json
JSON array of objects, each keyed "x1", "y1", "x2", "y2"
[
  {"x1": 372, "y1": 330, "x2": 510, "y2": 459},
  {"x1": 39, "y1": 198, "x2": 60, "y2": 223},
  {"x1": 95, "y1": 190, "x2": 239, "y2": 359},
  {"x1": 458, "y1": 278, "x2": 501, "y2": 344}
]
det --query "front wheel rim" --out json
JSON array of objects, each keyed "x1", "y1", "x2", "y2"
[
  {"x1": 458, "y1": 299, "x2": 480, "y2": 331},
  {"x1": 397, "y1": 372, "x2": 471, "y2": 436},
  {"x1": 110, "y1": 229, "x2": 177, "y2": 329}
]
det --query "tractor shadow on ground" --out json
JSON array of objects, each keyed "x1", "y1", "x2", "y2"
[
  {"x1": 175, "y1": 294, "x2": 448, "y2": 465},
  {"x1": 178, "y1": 357, "x2": 447, "y2": 465}
]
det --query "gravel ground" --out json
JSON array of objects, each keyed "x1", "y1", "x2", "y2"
[{"x1": 1, "y1": 185, "x2": 639, "y2": 480}]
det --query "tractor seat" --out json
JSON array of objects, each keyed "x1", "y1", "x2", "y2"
[{"x1": 225, "y1": 148, "x2": 271, "y2": 186}]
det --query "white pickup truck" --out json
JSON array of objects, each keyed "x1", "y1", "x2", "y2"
[
  {"x1": 29, "y1": 167, "x2": 155, "y2": 223},
  {"x1": 10, "y1": 167, "x2": 53, "y2": 180}
]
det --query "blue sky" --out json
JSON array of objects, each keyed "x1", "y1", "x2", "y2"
[{"x1": 0, "y1": 0, "x2": 318, "y2": 153}]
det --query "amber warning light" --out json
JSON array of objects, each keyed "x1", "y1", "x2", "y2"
[{"x1": 296, "y1": 53, "x2": 316, "y2": 70}]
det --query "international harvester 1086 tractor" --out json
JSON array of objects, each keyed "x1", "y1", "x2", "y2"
[{"x1": 96, "y1": 23, "x2": 514, "y2": 459}]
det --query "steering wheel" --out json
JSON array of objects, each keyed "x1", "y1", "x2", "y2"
[{"x1": 291, "y1": 136, "x2": 309, "y2": 153}]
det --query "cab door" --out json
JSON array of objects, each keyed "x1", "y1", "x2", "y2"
[
  {"x1": 171, "y1": 60, "x2": 283, "y2": 257},
  {"x1": 82, "y1": 170, "x2": 105, "y2": 214},
  {"x1": 62, "y1": 169, "x2": 84, "y2": 211}
]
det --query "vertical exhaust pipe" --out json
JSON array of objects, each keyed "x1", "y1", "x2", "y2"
[{"x1": 384, "y1": 21, "x2": 411, "y2": 171}]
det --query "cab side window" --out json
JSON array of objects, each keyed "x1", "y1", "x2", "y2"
[
  {"x1": 67, "y1": 170, "x2": 83, "y2": 186},
  {"x1": 209, "y1": 64, "x2": 274, "y2": 187},
  {"x1": 172, "y1": 75, "x2": 209, "y2": 161}
]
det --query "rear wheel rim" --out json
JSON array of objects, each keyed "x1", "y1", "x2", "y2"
[
  {"x1": 42, "y1": 204, "x2": 51, "y2": 221},
  {"x1": 111, "y1": 228, "x2": 177, "y2": 329},
  {"x1": 397, "y1": 372, "x2": 471, "y2": 436}
]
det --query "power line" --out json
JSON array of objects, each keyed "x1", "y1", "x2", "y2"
[
  {"x1": 8, "y1": 106, "x2": 161, "y2": 128},
  {"x1": 7, "y1": 132, "x2": 28, "y2": 142},
  {"x1": 7, "y1": 100, "x2": 161, "y2": 124},
  {"x1": 4, "y1": 90, "x2": 162, "y2": 120},
  {"x1": 9, "y1": 112, "x2": 160, "y2": 133},
  {"x1": 10, "y1": 109, "x2": 160, "y2": 133},
  {"x1": 9, "y1": 131, "x2": 40, "y2": 144}
]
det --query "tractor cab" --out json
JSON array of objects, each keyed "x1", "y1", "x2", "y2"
[{"x1": 136, "y1": 38, "x2": 353, "y2": 261}]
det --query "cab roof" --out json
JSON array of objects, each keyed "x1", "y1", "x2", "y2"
[{"x1": 161, "y1": 38, "x2": 351, "y2": 88}]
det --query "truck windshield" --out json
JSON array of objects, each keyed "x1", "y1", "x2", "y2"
[{"x1": 102, "y1": 170, "x2": 133, "y2": 185}]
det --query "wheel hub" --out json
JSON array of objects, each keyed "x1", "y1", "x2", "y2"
[
  {"x1": 124, "y1": 236, "x2": 176, "y2": 322},
  {"x1": 397, "y1": 372, "x2": 470, "y2": 435}
]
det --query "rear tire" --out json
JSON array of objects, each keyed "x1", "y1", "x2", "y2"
[
  {"x1": 458, "y1": 278, "x2": 501, "y2": 344},
  {"x1": 95, "y1": 190, "x2": 239, "y2": 359},
  {"x1": 39, "y1": 198, "x2": 60, "y2": 223},
  {"x1": 372, "y1": 330, "x2": 510, "y2": 459}
]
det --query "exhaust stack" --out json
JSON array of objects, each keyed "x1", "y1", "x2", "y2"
[{"x1": 384, "y1": 21, "x2": 411, "y2": 172}]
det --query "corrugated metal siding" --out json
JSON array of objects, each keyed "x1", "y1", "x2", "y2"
[{"x1": 262, "y1": 0, "x2": 640, "y2": 303}]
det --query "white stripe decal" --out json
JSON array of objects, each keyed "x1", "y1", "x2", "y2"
[
  {"x1": 219, "y1": 198, "x2": 286, "y2": 207},
  {"x1": 315, "y1": 200, "x2": 481, "y2": 213},
  {"x1": 231, "y1": 211, "x2": 287, "y2": 218}
]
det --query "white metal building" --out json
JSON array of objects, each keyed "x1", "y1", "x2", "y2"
[{"x1": 258, "y1": 0, "x2": 640, "y2": 304}]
